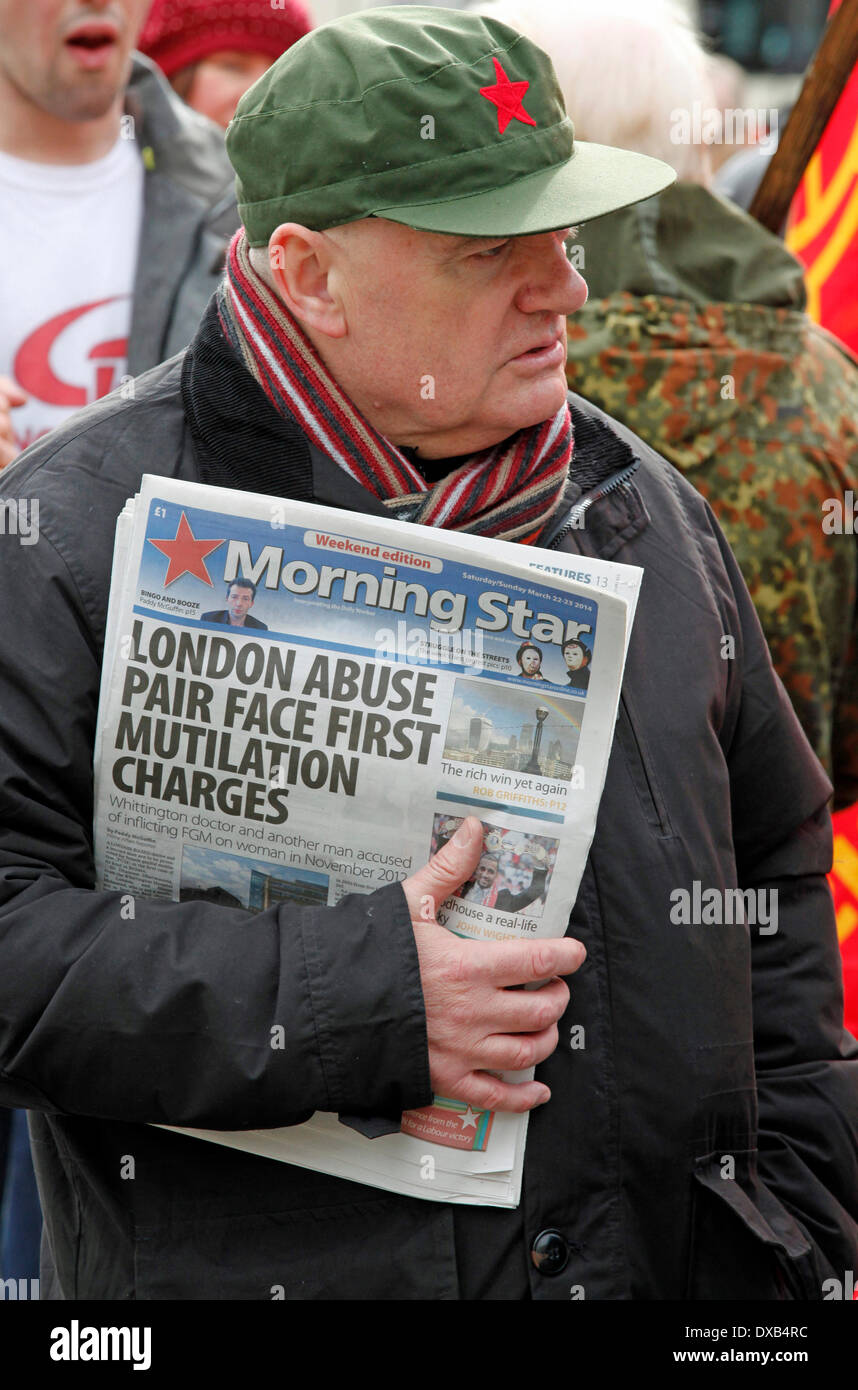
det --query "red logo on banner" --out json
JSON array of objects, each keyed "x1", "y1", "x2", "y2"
[{"x1": 13, "y1": 297, "x2": 129, "y2": 406}]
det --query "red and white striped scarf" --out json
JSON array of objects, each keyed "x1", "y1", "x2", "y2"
[{"x1": 218, "y1": 231, "x2": 573, "y2": 543}]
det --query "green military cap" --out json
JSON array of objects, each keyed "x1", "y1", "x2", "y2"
[{"x1": 227, "y1": 5, "x2": 675, "y2": 245}]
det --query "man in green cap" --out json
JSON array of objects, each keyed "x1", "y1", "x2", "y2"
[{"x1": 0, "y1": 7, "x2": 855, "y2": 1302}]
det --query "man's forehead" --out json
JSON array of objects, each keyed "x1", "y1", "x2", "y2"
[
  {"x1": 327, "y1": 220, "x2": 498, "y2": 254},
  {"x1": 325, "y1": 219, "x2": 566, "y2": 259},
  {"x1": 393, "y1": 225, "x2": 569, "y2": 256},
  {"x1": 433, "y1": 233, "x2": 502, "y2": 253}
]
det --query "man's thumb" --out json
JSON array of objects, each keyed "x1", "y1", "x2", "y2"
[{"x1": 403, "y1": 817, "x2": 484, "y2": 918}]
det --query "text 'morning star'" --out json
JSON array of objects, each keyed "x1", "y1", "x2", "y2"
[
  {"x1": 148, "y1": 511, "x2": 225, "y2": 586},
  {"x1": 479, "y1": 57, "x2": 537, "y2": 134}
]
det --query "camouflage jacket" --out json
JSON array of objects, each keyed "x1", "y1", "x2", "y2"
[{"x1": 567, "y1": 182, "x2": 858, "y2": 807}]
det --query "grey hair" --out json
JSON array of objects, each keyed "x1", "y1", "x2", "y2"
[{"x1": 471, "y1": 0, "x2": 714, "y2": 182}]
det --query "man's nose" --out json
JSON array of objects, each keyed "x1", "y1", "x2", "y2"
[{"x1": 514, "y1": 231, "x2": 588, "y2": 317}]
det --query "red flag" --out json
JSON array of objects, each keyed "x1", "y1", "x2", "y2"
[
  {"x1": 787, "y1": 2, "x2": 858, "y2": 1032},
  {"x1": 786, "y1": 0, "x2": 858, "y2": 352},
  {"x1": 830, "y1": 807, "x2": 858, "y2": 1036}
]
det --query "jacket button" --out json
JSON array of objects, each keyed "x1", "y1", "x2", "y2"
[{"x1": 531, "y1": 1229, "x2": 569, "y2": 1275}]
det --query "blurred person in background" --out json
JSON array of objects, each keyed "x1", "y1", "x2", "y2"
[
  {"x1": 705, "y1": 51, "x2": 749, "y2": 177},
  {"x1": 138, "y1": 0, "x2": 313, "y2": 129},
  {"x1": 0, "y1": 0, "x2": 240, "y2": 468},
  {"x1": 478, "y1": 0, "x2": 858, "y2": 811},
  {"x1": 704, "y1": 48, "x2": 784, "y2": 211},
  {"x1": 0, "y1": 0, "x2": 241, "y2": 1285}
]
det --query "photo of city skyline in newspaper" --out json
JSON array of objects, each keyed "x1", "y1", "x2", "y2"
[
  {"x1": 179, "y1": 844, "x2": 328, "y2": 912},
  {"x1": 442, "y1": 677, "x2": 583, "y2": 781}
]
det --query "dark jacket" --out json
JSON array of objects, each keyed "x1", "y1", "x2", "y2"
[
  {"x1": 0, "y1": 308, "x2": 855, "y2": 1300},
  {"x1": 124, "y1": 55, "x2": 239, "y2": 373}
]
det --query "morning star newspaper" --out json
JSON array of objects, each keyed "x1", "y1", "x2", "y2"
[{"x1": 93, "y1": 475, "x2": 642, "y2": 1206}]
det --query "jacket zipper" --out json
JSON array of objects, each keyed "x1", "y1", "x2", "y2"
[{"x1": 547, "y1": 459, "x2": 641, "y2": 550}]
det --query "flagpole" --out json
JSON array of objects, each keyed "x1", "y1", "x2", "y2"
[{"x1": 748, "y1": 0, "x2": 858, "y2": 232}]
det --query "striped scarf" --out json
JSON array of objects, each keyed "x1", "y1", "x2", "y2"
[{"x1": 218, "y1": 231, "x2": 573, "y2": 543}]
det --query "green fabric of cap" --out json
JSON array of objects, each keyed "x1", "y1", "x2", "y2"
[{"x1": 227, "y1": 5, "x2": 676, "y2": 245}]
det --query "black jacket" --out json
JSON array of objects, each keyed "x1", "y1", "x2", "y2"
[{"x1": 0, "y1": 309, "x2": 855, "y2": 1300}]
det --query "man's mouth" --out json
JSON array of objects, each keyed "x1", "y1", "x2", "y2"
[
  {"x1": 509, "y1": 334, "x2": 565, "y2": 369},
  {"x1": 64, "y1": 21, "x2": 120, "y2": 67},
  {"x1": 525, "y1": 336, "x2": 558, "y2": 353}
]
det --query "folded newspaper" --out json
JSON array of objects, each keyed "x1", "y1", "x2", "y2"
[{"x1": 94, "y1": 475, "x2": 642, "y2": 1207}]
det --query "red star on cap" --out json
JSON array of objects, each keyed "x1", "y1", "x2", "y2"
[
  {"x1": 148, "y1": 511, "x2": 225, "y2": 586},
  {"x1": 479, "y1": 57, "x2": 537, "y2": 134}
]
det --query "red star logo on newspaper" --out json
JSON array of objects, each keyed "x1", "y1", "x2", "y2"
[
  {"x1": 148, "y1": 511, "x2": 225, "y2": 586},
  {"x1": 479, "y1": 57, "x2": 537, "y2": 133}
]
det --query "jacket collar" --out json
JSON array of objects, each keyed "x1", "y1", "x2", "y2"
[{"x1": 543, "y1": 399, "x2": 650, "y2": 558}]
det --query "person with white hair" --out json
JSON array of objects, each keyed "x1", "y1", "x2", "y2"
[
  {"x1": 474, "y1": 0, "x2": 714, "y2": 180},
  {"x1": 479, "y1": 0, "x2": 858, "y2": 812}
]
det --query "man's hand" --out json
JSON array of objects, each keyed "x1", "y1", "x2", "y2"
[
  {"x1": 0, "y1": 377, "x2": 27, "y2": 469},
  {"x1": 402, "y1": 817, "x2": 585, "y2": 1113}
]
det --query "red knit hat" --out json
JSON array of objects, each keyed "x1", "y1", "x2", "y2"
[{"x1": 138, "y1": 0, "x2": 313, "y2": 79}]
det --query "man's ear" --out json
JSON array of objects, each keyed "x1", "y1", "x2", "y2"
[{"x1": 267, "y1": 224, "x2": 347, "y2": 338}]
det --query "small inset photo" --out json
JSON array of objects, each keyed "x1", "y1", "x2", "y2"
[
  {"x1": 180, "y1": 845, "x2": 328, "y2": 911},
  {"x1": 442, "y1": 677, "x2": 582, "y2": 780},
  {"x1": 430, "y1": 815, "x2": 558, "y2": 918},
  {"x1": 510, "y1": 636, "x2": 592, "y2": 690},
  {"x1": 201, "y1": 578, "x2": 269, "y2": 631}
]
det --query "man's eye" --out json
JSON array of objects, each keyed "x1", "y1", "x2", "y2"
[{"x1": 476, "y1": 242, "x2": 509, "y2": 259}]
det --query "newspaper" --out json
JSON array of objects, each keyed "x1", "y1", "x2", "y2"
[{"x1": 94, "y1": 474, "x2": 642, "y2": 1206}]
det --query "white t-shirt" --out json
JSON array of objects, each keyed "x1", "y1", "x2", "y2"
[{"x1": 0, "y1": 135, "x2": 143, "y2": 452}]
